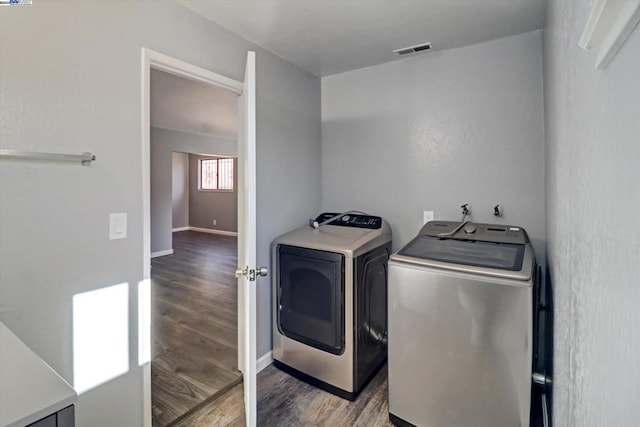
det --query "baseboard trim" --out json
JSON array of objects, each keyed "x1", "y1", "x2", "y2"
[
  {"x1": 189, "y1": 226, "x2": 238, "y2": 237},
  {"x1": 257, "y1": 351, "x2": 273, "y2": 373},
  {"x1": 171, "y1": 226, "x2": 238, "y2": 236},
  {"x1": 151, "y1": 249, "x2": 174, "y2": 258}
]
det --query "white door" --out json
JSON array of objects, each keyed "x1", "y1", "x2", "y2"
[{"x1": 236, "y1": 51, "x2": 264, "y2": 427}]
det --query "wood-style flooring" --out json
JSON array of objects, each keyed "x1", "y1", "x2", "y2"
[
  {"x1": 152, "y1": 231, "x2": 392, "y2": 426},
  {"x1": 257, "y1": 364, "x2": 392, "y2": 427},
  {"x1": 151, "y1": 231, "x2": 242, "y2": 427},
  {"x1": 152, "y1": 232, "x2": 543, "y2": 426},
  {"x1": 178, "y1": 363, "x2": 392, "y2": 427}
]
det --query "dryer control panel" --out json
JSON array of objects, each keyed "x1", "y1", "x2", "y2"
[{"x1": 315, "y1": 212, "x2": 382, "y2": 229}]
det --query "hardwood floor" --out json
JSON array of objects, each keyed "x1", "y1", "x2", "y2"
[
  {"x1": 153, "y1": 231, "x2": 392, "y2": 426},
  {"x1": 174, "y1": 382, "x2": 246, "y2": 427},
  {"x1": 151, "y1": 231, "x2": 242, "y2": 427},
  {"x1": 257, "y1": 364, "x2": 393, "y2": 427},
  {"x1": 152, "y1": 232, "x2": 541, "y2": 426},
  {"x1": 179, "y1": 363, "x2": 393, "y2": 426}
]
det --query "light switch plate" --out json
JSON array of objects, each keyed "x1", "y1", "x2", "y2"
[
  {"x1": 109, "y1": 213, "x2": 127, "y2": 240},
  {"x1": 423, "y1": 211, "x2": 434, "y2": 224}
]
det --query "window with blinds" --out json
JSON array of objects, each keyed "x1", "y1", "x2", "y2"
[{"x1": 199, "y1": 158, "x2": 234, "y2": 191}]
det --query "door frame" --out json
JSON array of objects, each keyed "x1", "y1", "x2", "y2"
[{"x1": 140, "y1": 48, "x2": 245, "y2": 427}]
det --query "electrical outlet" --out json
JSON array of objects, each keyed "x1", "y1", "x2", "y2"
[
  {"x1": 423, "y1": 211, "x2": 434, "y2": 224},
  {"x1": 213, "y1": 219, "x2": 217, "y2": 226}
]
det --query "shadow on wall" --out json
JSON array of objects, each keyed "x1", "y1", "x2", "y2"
[
  {"x1": 543, "y1": 262, "x2": 554, "y2": 426},
  {"x1": 531, "y1": 263, "x2": 554, "y2": 427}
]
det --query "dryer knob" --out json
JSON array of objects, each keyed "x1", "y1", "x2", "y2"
[{"x1": 464, "y1": 224, "x2": 477, "y2": 234}]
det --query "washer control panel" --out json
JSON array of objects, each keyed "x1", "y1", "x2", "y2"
[
  {"x1": 315, "y1": 212, "x2": 382, "y2": 229},
  {"x1": 421, "y1": 221, "x2": 529, "y2": 244}
]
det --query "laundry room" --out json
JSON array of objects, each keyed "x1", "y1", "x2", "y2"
[
  {"x1": 1, "y1": 1, "x2": 639, "y2": 427},
  {"x1": 266, "y1": 27, "x2": 548, "y2": 426}
]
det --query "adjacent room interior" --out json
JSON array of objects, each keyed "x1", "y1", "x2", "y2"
[{"x1": 149, "y1": 69, "x2": 242, "y2": 426}]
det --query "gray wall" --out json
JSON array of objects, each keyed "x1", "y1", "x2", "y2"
[
  {"x1": 0, "y1": 2, "x2": 321, "y2": 426},
  {"x1": 188, "y1": 154, "x2": 238, "y2": 232},
  {"x1": 172, "y1": 152, "x2": 189, "y2": 229},
  {"x1": 151, "y1": 127, "x2": 236, "y2": 254},
  {"x1": 256, "y1": 49, "x2": 322, "y2": 354},
  {"x1": 544, "y1": 2, "x2": 640, "y2": 425},
  {"x1": 321, "y1": 31, "x2": 546, "y2": 262}
]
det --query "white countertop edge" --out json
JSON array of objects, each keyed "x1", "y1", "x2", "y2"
[
  {"x1": 4, "y1": 396, "x2": 76, "y2": 427},
  {"x1": 0, "y1": 322, "x2": 77, "y2": 427}
]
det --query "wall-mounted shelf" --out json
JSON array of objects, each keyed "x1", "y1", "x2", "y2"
[
  {"x1": 579, "y1": 0, "x2": 640, "y2": 69},
  {"x1": 0, "y1": 149, "x2": 96, "y2": 166}
]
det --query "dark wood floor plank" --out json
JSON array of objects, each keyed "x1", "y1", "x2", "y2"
[
  {"x1": 156, "y1": 231, "x2": 393, "y2": 426},
  {"x1": 151, "y1": 264, "x2": 237, "y2": 296},
  {"x1": 154, "y1": 299, "x2": 238, "y2": 350},
  {"x1": 152, "y1": 278, "x2": 237, "y2": 328},
  {"x1": 173, "y1": 382, "x2": 246, "y2": 427},
  {"x1": 151, "y1": 263, "x2": 237, "y2": 288},
  {"x1": 152, "y1": 362, "x2": 210, "y2": 427},
  {"x1": 152, "y1": 321, "x2": 238, "y2": 372},
  {"x1": 179, "y1": 363, "x2": 393, "y2": 427},
  {"x1": 151, "y1": 231, "x2": 240, "y2": 427},
  {"x1": 255, "y1": 364, "x2": 393, "y2": 427},
  {"x1": 153, "y1": 347, "x2": 241, "y2": 397},
  {"x1": 154, "y1": 292, "x2": 237, "y2": 335}
]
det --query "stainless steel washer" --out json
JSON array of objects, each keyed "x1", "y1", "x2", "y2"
[
  {"x1": 272, "y1": 212, "x2": 392, "y2": 400},
  {"x1": 388, "y1": 221, "x2": 536, "y2": 427}
]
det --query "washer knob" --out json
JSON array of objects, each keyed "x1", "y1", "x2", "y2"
[{"x1": 464, "y1": 224, "x2": 477, "y2": 234}]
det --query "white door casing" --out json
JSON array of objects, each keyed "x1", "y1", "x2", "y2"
[
  {"x1": 141, "y1": 48, "x2": 254, "y2": 427},
  {"x1": 237, "y1": 50, "x2": 258, "y2": 427}
]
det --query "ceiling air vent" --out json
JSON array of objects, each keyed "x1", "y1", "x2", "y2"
[{"x1": 393, "y1": 42, "x2": 432, "y2": 56}]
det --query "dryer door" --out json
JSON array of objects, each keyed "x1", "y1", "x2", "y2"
[{"x1": 277, "y1": 245, "x2": 345, "y2": 355}]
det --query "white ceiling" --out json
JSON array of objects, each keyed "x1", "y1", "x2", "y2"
[
  {"x1": 152, "y1": 1, "x2": 545, "y2": 135},
  {"x1": 178, "y1": 0, "x2": 546, "y2": 77},
  {"x1": 150, "y1": 69, "x2": 238, "y2": 138}
]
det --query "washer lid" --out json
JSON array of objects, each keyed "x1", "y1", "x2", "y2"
[
  {"x1": 419, "y1": 221, "x2": 530, "y2": 244},
  {"x1": 398, "y1": 235, "x2": 526, "y2": 272}
]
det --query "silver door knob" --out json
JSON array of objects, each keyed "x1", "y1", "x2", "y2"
[
  {"x1": 235, "y1": 266, "x2": 268, "y2": 281},
  {"x1": 235, "y1": 266, "x2": 248, "y2": 278}
]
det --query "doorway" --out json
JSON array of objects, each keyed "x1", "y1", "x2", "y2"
[
  {"x1": 150, "y1": 151, "x2": 240, "y2": 426},
  {"x1": 151, "y1": 230, "x2": 241, "y2": 426},
  {"x1": 141, "y1": 49, "x2": 256, "y2": 427}
]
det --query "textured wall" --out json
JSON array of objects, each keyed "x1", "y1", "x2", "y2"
[
  {"x1": 255, "y1": 50, "x2": 322, "y2": 354},
  {"x1": 321, "y1": 31, "x2": 546, "y2": 262},
  {"x1": 172, "y1": 152, "x2": 189, "y2": 229},
  {"x1": 151, "y1": 127, "x2": 236, "y2": 254},
  {"x1": 544, "y1": 1, "x2": 640, "y2": 425},
  {"x1": 188, "y1": 154, "x2": 238, "y2": 232},
  {"x1": 0, "y1": 2, "x2": 321, "y2": 425}
]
